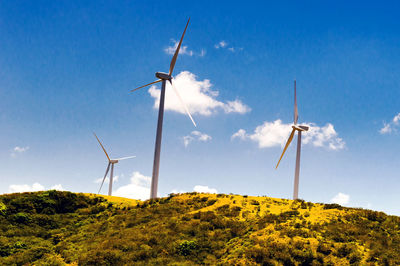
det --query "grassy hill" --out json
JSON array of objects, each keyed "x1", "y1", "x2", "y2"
[{"x1": 0, "y1": 191, "x2": 399, "y2": 265}]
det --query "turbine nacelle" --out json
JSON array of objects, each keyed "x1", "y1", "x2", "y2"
[
  {"x1": 155, "y1": 72, "x2": 172, "y2": 80},
  {"x1": 292, "y1": 125, "x2": 309, "y2": 132},
  {"x1": 110, "y1": 159, "x2": 119, "y2": 164}
]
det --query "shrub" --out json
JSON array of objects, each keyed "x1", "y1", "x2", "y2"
[
  {"x1": 177, "y1": 240, "x2": 198, "y2": 256},
  {"x1": 250, "y1": 200, "x2": 260, "y2": 205},
  {"x1": 79, "y1": 249, "x2": 124, "y2": 265},
  {"x1": 12, "y1": 212, "x2": 32, "y2": 224},
  {"x1": 206, "y1": 199, "x2": 217, "y2": 206},
  {"x1": 323, "y1": 203, "x2": 342, "y2": 210},
  {"x1": 317, "y1": 242, "x2": 332, "y2": 255},
  {"x1": 0, "y1": 202, "x2": 6, "y2": 216}
]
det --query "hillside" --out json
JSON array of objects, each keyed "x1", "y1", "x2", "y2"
[{"x1": 0, "y1": 191, "x2": 399, "y2": 265}]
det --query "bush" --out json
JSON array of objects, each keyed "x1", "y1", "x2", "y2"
[
  {"x1": 79, "y1": 249, "x2": 124, "y2": 265},
  {"x1": 0, "y1": 202, "x2": 6, "y2": 216},
  {"x1": 12, "y1": 212, "x2": 32, "y2": 224},
  {"x1": 323, "y1": 203, "x2": 342, "y2": 210},
  {"x1": 206, "y1": 199, "x2": 217, "y2": 206},
  {"x1": 177, "y1": 240, "x2": 198, "y2": 256},
  {"x1": 250, "y1": 200, "x2": 260, "y2": 205}
]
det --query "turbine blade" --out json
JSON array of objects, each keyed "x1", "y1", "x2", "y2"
[
  {"x1": 275, "y1": 128, "x2": 296, "y2": 169},
  {"x1": 98, "y1": 162, "x2": 111, "y2": 194},
  {"x1": 169, "y1": 79, "x2": 197, "y2": 127},
  {"x1": 114, "y1": 155, "x2": 136, "y2": 161},
  {"x1": 93, "y1": 132, "x2": 111, "y2": 162},
  {"x1": 294, "y1": 80, "x2": 298, "y2": 125},
  {"x1": 169, "y1": 18, "x2": 190, "y2": 76},
  {"x1": 131, "y1": 79, "x2": 162, "y2": 92}
]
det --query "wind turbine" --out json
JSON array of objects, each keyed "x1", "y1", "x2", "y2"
[
  {"x1": 275, "y1": 80, "x2": 309, "y2": 200},
  {"x1": 131, "y1": 18, "x2": 196, "y2": 199},
  {"x1": 94, "y1": 133, "x2": 136, "y2": 196}
]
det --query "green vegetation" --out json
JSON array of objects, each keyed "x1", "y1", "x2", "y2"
[{"x1": 0, "y1": 191, "x2": 399, "y2": 265}]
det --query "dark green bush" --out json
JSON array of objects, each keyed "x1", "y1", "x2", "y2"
[
  {"x1": 177, "y1": 240, "x2": 198, "y2": 256},
  {"x1": 323, "y1": 203, "x2": 343, "y2": 210},
  {"x1": 12, "y1": 212, "x2": 32, "y2": 224}
]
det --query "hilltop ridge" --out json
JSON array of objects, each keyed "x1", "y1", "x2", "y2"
[{"x1": 0, "y1": 191, "x2": 399, "y2": 265}]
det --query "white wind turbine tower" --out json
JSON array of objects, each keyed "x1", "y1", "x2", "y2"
[
  {"x1": 131, "y1": 18, "x2": 196, "y2": 199},
  {"x1": 275, "y1": 80, "x2": 309, "y2": 200},
  {"x1": 94, "y1": 133, "x2": 136, "y2": 196}
]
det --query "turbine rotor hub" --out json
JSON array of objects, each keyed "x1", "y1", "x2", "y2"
[
  {"x1": 155, "y1": 72, "x2": 172, "y2": 80},
  {"x1": 292, "y1": 125, "x2": 309, "y2": 132},
  {"x1": 110, "y1": 160, "x2": 119, "y2": 164}
]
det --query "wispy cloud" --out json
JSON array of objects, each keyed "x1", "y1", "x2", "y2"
[
  {"x1": 113, "y1": 172, "x2": 151, "y2": 200},
  {"x1": 183, "y1": 131, "x2": 211, "y2": 147},
  {"x1": 164, "y1": 40, "x2": 205, "y2": 57},
  {"x1": 214, "y1": 40, "x2": 243, "y2": 53},
  {"x1": 149, "y1": 71, "x2": 251, "y2": 116},
  {"x1": 199, "y1": 49, "x2": 206, "y2": 57},
  {"x1": 214, "y1": 40, "x2": 228, "y2": 49},
  {"x1": 11, "y1": 146, "x2": 29, "y2": 158},
  {"x1": 330, "y1": 192, "x2": 350, "y2": 205},
  {"x1": 232, "y1": 119, "x2": 345, "y2": 150},
  {"x1": 380, "y1": 113, "x2": 400, "y2": 134}
]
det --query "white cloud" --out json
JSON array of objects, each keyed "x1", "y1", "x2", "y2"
[
  {"x1": 164, "y1": 40, "x2": 206, "y2": 57},
  {"x1": 50, "y1": 184, "x2": 64, "y2": 191},
  {"x1": 214, "y1": 40, "x2": 243, "y2": 53},
  {"x1": 380, "y1": 113, "x2": 400, "y2": 134},
  {"x1": 113, "y1": 172, "x2": 151, "y2": 200},
  {"x1": 394, "y1": 113, "x2": 400, "y2": 123},
  {"x1": 231, "y1": 129, "x2": 247, "y2": 140},
  {"x1": 148, "y1": 71, "x2": 250, "y2": 116},
  {"x1": 9, "y1": 183, "x2": 45, "y2": 193},
  {"x1": 232, "y1": 120, "x2": 294, "y2": 148},
  {"x1": 223, "y1": 100, "x2": 251, "y2": 114},
  {"x1": 183, "y1": 131, "x2": 212, "y2": 147},
  {"x1": 232, "y1": 119, "x2": 345, "y2": 150},
  {"x1": 11, "y1": 146, "x2": 29, "y2": 157},
  {"x1": 380, "y1": 123, "x2": 392, "y2": 134},
  {"x1": 330, "y1": 192, "x2": 350, "y2": 205},
  {"x1": 214, "y1": 40, "x2": 228, "y2": 49},
  {"x1": 193, "y1": 185, "x2": 218, "y2": 194},
  {"x1": 8, "y1": 183, "x2": 66, "y2": 193},
  {"x1": 303, "y1": 123, "x2": 345, "y2": 150},
  {"x1": 164, "y1": 39, "x2": 194, "y2": 56},
  {"x1": 14, "y1": 146, "x2": 29, "y2": 152}
]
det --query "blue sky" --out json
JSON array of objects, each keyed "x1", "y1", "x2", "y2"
[{"x1": 1, "y1": 1, "x2": 400, "y2": 215}]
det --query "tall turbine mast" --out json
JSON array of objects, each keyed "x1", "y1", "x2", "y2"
[
  {"x1": 276, "y1": 80, "x2": 309, "y2": 200},
  {"x1": 293, "y1": 80, "x2": 301, "y2": 200},
  {"x1": 132, "y1": 19, "x2": 196, "y2": 199}
]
